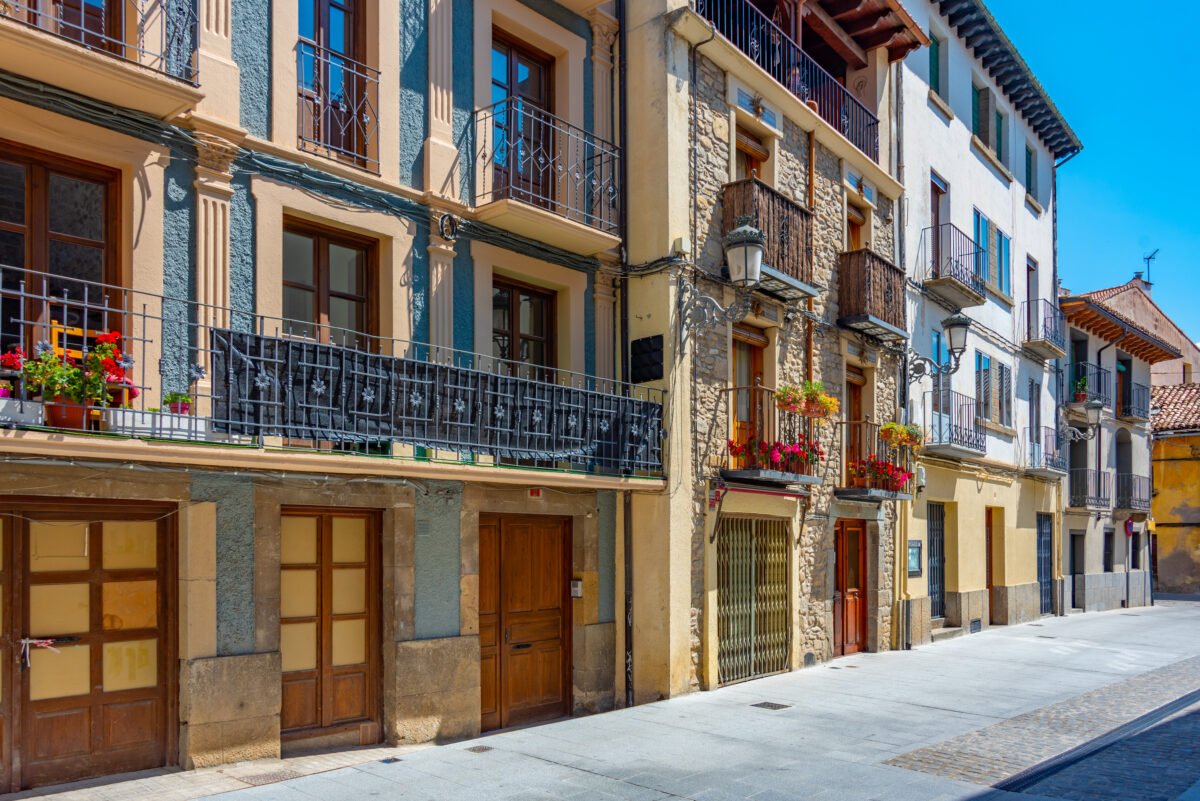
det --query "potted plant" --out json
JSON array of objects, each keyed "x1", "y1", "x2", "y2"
[
  {"x1": 775, "y1": 383, "x2": 804, "y2": 414},
  {"x1": 22, "y1": 332, "x2": 137, "y2": 429},
  {"x1": 0, "y1": 379, "x2": 11, "y2": 399},
  {"x1": 1074, "y1": 377, "x2": 1088, "y2": 403},
  {"x1": 164, "y1": 392, "x2": 193, "y2": 415},
  {"x1": 903, "y1": 423, "x2": 923, "y2": 449},
  {"x1": 880, "y1": 422, "x2": 904, "y2": 446},
  {"x1": 799, "y1": 380, "x2": 838, "y2": 419}
]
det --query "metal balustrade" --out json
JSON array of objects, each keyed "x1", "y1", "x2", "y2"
[
  {"x1": 1116, "y1": 473, "x2": 1151, "y2": 511},
  {"x1": 836, "y1": 420, "x2": 914, "y2": 497},
  {"x1": 691, "y1": 0, "x2": 880, "y2": 162},
  {"x1": 838, "y1": 248, "x2": 906, "y2": 334},
  {"x1": 1069, "y1": 468, "x2": 1111, "y2": 509},
  {"x1": 918, "y1": 223, "x2": 987, "y2": 295},
  {"x1": 2, "y1": 0, "x2": 198, "y2": 81},
  {"x1": 924, "y1": 388, "x2": 986, "y2": 453},
  {"x1": 1068, "y1": 361, "x2": 1111, "y2": 406},
  {"x1": 0, "y1": 265, "x2": 663, "y2": 476},
  {"x1": 297, "y1": 39, "x2": 380, "y2": 172},
  {"x1": 1028, "y1": 426, "x2": 1067, "y2": 473},
  {"x1": 723, "y1": 178, "x2": 812, "y2": 287},
  {"x1": 1022, "y1": 299, "x2": 1066, "y2": 351},
  {"x1": 720, "y1": 385, "x2": 822, "y2": 482},
  {"x1": 473, "y1": 99, "x2": 620, "y2": 234},
  {"x1": 1117, "y1": 381, "x2": 1150, "y2": 421}
]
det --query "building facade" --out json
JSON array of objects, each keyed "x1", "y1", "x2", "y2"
[
  {"x1": 1151, "y1": 383, "x2": 1200, "y2": 594},
  {"x1": 894, "y1": 0, "x2": 1080, "y2": 644},
  {"x1": 1057, "y1": 293, "x2": 1178, "y2": 611},
  {"x1": 0, "y1": 0, "x2": 663, "y2": 790}
]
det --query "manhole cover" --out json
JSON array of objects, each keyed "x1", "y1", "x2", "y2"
[
  {"x1": 750, "y1": 701, "x2": 791, "y2": 710},
  {"x1": 239, "y1": 770, "x2": 302, "y2": 786},
  {"x1": 465, "y1": 745, "x2": 493, "y2": 753}
]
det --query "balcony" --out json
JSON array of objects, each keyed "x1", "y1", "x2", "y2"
[
  {"x1": 297, "y1": 39, "x2": 380, "y2": 173},
  {"x1": 722, "y1": 178, "x2": 815, "y2": 300},
  {"x1": 691, "y1": 0, "x2": 880, "y2": 162},
  {"x1": 1116, "y1": 381, "x2": 1150, "y2": 422},
  {"x1": 720, "y1": 385, "x2": 823, "y2": 487},
  {"x1": 1067, "y1": 362, "x2": 1111, "y2": 408},
  {"x1": 1021, "y1": 299, "x2": 1067, "y2": 361},
  {"x1": 837, "y1": 248, "x2": 906, "y2": 343},
  {"x1": 1115, "y1": 473, "x2": 1151, "y2": 511},
  {"x1": 1068, "y1": 469, "x2": 1111, "y2": 510},
  {"x1": 834, "y1": 420, "x2": 914, "y2": 502},
  {"x1": 0, "y1": 265, "x2": 663, "y2": 478},
  {"x1": 1027, "y1": 426, "x2": 1067, "y2": 477},
  {"x1": 917, "y1": 223, "x2": 986, "y2": 309},
  {"x1": 0, "y1": 0, "x2": 201, "y2": 118},
  {"x1": 923, "y1": 388, "x2": 986, "y2": 458},
  {"x1": 473, "y1": 99, "x2": 621, "y2": 256}
]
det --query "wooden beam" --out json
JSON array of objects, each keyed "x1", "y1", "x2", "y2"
[
  {"x1": 823, "y1": 0, "x2": 869, "y2": 19},
  {"x1": 858, "y1": 24, "x2": 906, "y2": 50},
  {"x1": 803, "y1": 1, "x2": 868, "y2": 69},
  {"x1": 841, "y1": 9, "x2": 890, "y2": 35}
]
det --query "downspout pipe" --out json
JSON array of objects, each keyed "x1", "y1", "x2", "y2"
[{"x1": 617, "y1": 0, "x2": 633, "y2": 710}]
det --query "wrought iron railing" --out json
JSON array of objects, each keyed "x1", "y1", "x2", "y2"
[
  {"x1": 837, "y1": 420, "x2": 914, "y2": 495},
  {"x1": 1115, "y1": 473, "x2": 1151, "y2": 511},
  {"x1": 691, "y1": 0, "x2": 879, "y2": 162},
  {"x1": 720, "y1": 385, "x2": 821, "y2": 480},
  {"x1": 1068, "y1": 361, "x2": 1111, "y2": 406},
  {"x1": 918, "y1": 223, "x2": 986, "y2": 295},
  {"x1": 0, "y1": 265, "x2": 663, "y2": 476},
  {"x1": 2, "y1": 0, "x2": 198, "y2": 82},
  {"x1": 473, "y1": 99, "x2": 620, "y2": 234},
  {"x1": 1028, "y1": 425, "x2": 1067, "y2": 473},
  {"x1": 1022, "y1": 299, "x2": 1066, "y2": 351},
  {"x1": 1117, "y1": 381, "x2": 1150, "y2": 421},
  {"x1": 838, "y1": 248, "x2": 905, "y2": 331},
  {"x1": 925, "y1": 388, "x2": 985, "y2": 452},
  {"x1": 1069, "y1": 468, "x2": 1111, "y2": 509},
  {"x1": 723, "y1": 178, "x2": 812, "y2": 286},
  {"x1": 297, "y1": 39, "x2": 380, "y2": 172}
]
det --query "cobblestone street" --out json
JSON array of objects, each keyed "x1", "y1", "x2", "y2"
[{"x1": 13, "y1": 601, "x2": 1200, "y2": 801}]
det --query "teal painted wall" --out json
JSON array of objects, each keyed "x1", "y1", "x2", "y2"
[
  {"x1": 399, "y1": 0, "x2": 428, "y2": 189},
  {"x1": 414, "y1": 481, "x2": 463, "y2": 638},
  {"x1": 232, "y1": 0, "x2": 270, "y2": 138}
]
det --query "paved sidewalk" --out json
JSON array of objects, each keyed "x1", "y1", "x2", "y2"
[{"x1": 17, "y1": 601, "x2": 1200, "y2": 801}]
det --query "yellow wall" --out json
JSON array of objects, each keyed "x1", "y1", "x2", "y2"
[{"x1": 1152, "y1": 435, "x2": 1200, "y2": 593}]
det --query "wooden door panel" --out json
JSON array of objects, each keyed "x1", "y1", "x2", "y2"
[
  {"x1": 835, "y1": 521, "x2": 867, "y2": 657},
  {"x1": 479, "y1": 520, "x2": 500, "y2": 733},
  {"x1": 282, "y1": 676, "x2": 319, "y2": 730},
  {"x1": 507, "y1": 613, "x2": 561, "y2": 644},
  {"x1": 331, "y1": 671, "x2": 367, "y2": 722},
  {"x1": 101, "y1": 698, "x2": 158, "y2": 749}
]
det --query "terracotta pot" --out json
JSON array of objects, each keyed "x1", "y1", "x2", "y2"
[
  {"x1": 805, "y1": 99, "x2": 820, "y2": 113},
  {"x1": 46, "y1": 398, "x2": 88, "y2": 429},
  {"x1": 168, "y1": 401, "x2": 191, "y2": 415},
  {"x1": 1074, "y1": 392, "x2": 1087, "y2": 403},
  {"x1": 802, "y1": 399, "x2": 828, "y2": 418}
]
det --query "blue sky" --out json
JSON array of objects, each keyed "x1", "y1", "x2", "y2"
[{"x1": 986, "y1": 0, "x2": 1200, "y2": 343}]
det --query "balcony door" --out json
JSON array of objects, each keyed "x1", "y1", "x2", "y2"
[
  {"x1": 298, "y1": 0, "x2": 369, "y2": 161},
  {"x1": 0, "y1": 143, "x2": 120, "y2": 357},
  {"x1": 492, "y1": 277, "x2": 555, "y2": 377},
  {"x1": 491, "y1": 32, "x2": 554, "y2": 209},
  {"x1": 731, "y1": 325, "x2": 766, "y2": 468}
]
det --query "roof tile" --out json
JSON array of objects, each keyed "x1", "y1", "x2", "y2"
[{"x1": 1152, "y1": 383, "x2": 1200, "y2": 432}]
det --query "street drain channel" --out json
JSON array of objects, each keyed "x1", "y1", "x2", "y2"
[
  {"x1": 466, "y1": 745, "x2": 494, "y2": 753},
  {"x1": 238, "y1": 770, "x2": 302, "y2": 786},
  {"x1": 751, "y1": 702, "x2": 792, "y2": 710}
]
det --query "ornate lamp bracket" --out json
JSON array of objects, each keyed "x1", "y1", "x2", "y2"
[{"x1": 677, "y1": 274, "x2": 754, "y2": 345}]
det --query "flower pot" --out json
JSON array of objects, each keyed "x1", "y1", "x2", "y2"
[
  {"x1": 801, "y1": 399, "x2": 828, "y2": 418},
  {"x1": 45, "y1": 398, "x2": 88, "y2": 429},
  {"x1": 0, "y1": 387, "x2": 10, "y2": 399},
  {"x1": 805, "y1": 99, "x2": 820, "y2": 113},
  {"x1": 1074, "y1": 392, "x2": 1087, "y2": 403},
  {"x1": 777, "y1": 402, "x2": 803, "y2": 415},
  {"x1": 168, "y1": 401, "x2": 192, "y2": 415}
]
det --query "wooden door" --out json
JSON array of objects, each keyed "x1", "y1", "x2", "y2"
[
  {"x1": 479, "y1": 515, "x2": 570, "y2": 732},
  {"x1": 930, "y1": 177, "x2": 944, "y2": 271},
  {"x1": 0, "y1": 503, "x2": 175, "y2": 791},
  {"x1": 731, "y1": 326, "x2": 766, "y2": 469},
  {"x1": 845, "y1": 374, "x2": 864, "y2": 476},
  {"x1": 833, "y1": 520, "x2": 866, "y2": 657},
  {"x1": 279, "y1": 511, "x2": 380, "y2": 742}
]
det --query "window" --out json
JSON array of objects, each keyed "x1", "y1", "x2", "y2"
[
  {"x1": 281, "y1": 222, "x2": 376, "y2": 348},
  {"x1": 972, "y1": 209, "x2": 988, "y2": 280},
  {"x1": 994, "y1": 109, "x2": 1006, "y2": 164},
  {"x1": 1103, "y1": 529, "x2": 1115, "y2": 572},
  {"x1": 1025, "y1": 145, "x2": 1037, "y2": 198},
  {"x1": 492, "y1": 277, "x2": 555, "y2": 370},
  {"x1": 735, "y1": 126, "x2": 769, "y2": 182},
  {"x1": 971, "y1": 84, "x2": 982, "y2": 138},
  {"x1": 994, "y1": 228, "x2": 1011, "y2": 296},
  {"x1": 0, "y1": 141, "x2": 120, "y2": 353},
  {"x1": 846, "y1": 204, "x2": 866, "y2": 250},
  {"x1": 1131, "y1": 533, "x2": 1141, "y2": 570},
  {"x1": 975, "y1": 350, "x2": 1012, "y2": 427},
  {"x1": 928, "y1": 33, "x2": 943, "y2": 97},
  {"x1": 491, "y1": 32, "x2": 555, "y2": 206},
  {"x1": 297, "y1": 0, "x2": 376, "y2": 165}
]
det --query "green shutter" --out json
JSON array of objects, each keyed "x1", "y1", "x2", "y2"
[
  {"x1": 994, "y1": 111, "x2": 1004, "y2": 161},
  {"x1": 972, "y1": 86, "x2": 980, "y2": 135},
  {"x1": 929, "y1": 36, "x2": 940, "y2": 95},
  {"x1": 1025, "y1": 146, "x2": 1034, "y2": 189}
]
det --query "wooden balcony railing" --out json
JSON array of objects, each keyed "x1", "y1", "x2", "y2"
[
  {"x1": 723, "y1": 178, "x2": 813, "y2": 288},
  {"x1": 720, "y1": 385, "x2": 822, "y2": 483},
  {"x1": 836, "y1": 420, "x2": 914, "y2": 497},
  {"x1": 838, "y1": 248, "x2": 905, "y2": 336}
]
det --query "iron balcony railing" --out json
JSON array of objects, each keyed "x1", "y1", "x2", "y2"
[
  {"x1": 1028, "y1": 426, "x2": 1067, "y2": 473},
  {"x1": 1069, "y1": 468, "x2": 1111, "y2": 509},
  {"x1": 691, "y1": 0, "x2": 879, "y2": 162},
  {"x1": 1068, "y1": 361, "x2": 1111, "y2": 406},
  {"x1": 838, "y1": 248, "x2": 905, "y2": 332},
  {"x1": 837, "y1": 420, "x2": 914, "y2": 495},
  {"x1": 1115, "y1": 473, "x2": 1151, "y2": 511},
  {"x1": 1022, "y1": 299, "x2": 1066, "y2": 351},
  {"x1": 721, "y1": 385, "x2": 821, "y2": 481},
  {"x1": 297, "y1": 38, "x2": 380, "y2": 172},
  {"x1": 925, "y1": 388, "x2": 986, "y2": 452},
  {"x1": 474, "y1": 99, "x2": 620, "y2": 234},
  {"x1": 1117, "y1": 381, "x2": 1150, "y2": 421},
  {"x1": 3, "y1": 0, "x2": 198, "y2": 82},
  {"x1": 918, "y1": 223, "x2": 986, "y2": 295},
  {"x1": 0, "y1": 265, "x2": 663, "y2": 476},
  {"x1": 722, "y1": 178, "x2": 812, "y2": 287}
]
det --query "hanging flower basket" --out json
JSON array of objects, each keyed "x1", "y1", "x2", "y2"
[
  {"x1": 802, "y1": 399, "x2": 829, "y2": 418},
  {"x1": 775, "y1": 384, "x2": 804, "y2": 415}
]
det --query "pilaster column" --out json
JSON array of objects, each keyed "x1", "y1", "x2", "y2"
[
  {"x1": 594, "y1": 265, "x2": 618, "y2": 380},
  {"x1": 428, "y1": 232, "x2": 457, "y2": 352},
  {"x1": 194, "y1": 0, "x2": 241, "y2": 124},
  {"x1": 192, "y1": 131, "x2": 240, "y2": 404},
  {"x1": 588, "y1": 10, "x2": 619, "y2": 145},
  {"x1": 425, "y1": 0, "x2": 460, "y2": 199}
]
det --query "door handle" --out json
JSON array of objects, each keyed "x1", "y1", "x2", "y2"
[
  {"x1": 504, "y1": 628, "x2": 509, "y2": 644},
  {"x1": 511, "y1": 643, "x2": 531, "y2": 650}
]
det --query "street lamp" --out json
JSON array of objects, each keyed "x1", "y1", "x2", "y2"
[
  {"x1": 907, "y1": 311, "x2": 972, "y2": 382},
  {"x1": 678, "y1": 218, "x2": 766, "y2": 342},
  {"x1": 1063, "y1": 399, "x2": 1104, "y2": 441},
  {"x1": 722, "y1": 217, "x2": 766, "y2": 288}
]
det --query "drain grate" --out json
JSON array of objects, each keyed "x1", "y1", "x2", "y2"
[
  {"x1": 238, "y1": 770, "x2": 302, "y2": 786},
  {"x1": 1037, "y1": 635, "x2": 1057, "y2": 639},
  {"x1": 465, "y1": 745, "x2": 493, "y2": 753},
  {"x1": 751, "y1": 701, "x2": 792, "y2": 710}
]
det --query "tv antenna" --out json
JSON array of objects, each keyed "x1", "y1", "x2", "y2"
[{"x1": 1144, "y1": 248, "x2": 1159, "y2": 283}]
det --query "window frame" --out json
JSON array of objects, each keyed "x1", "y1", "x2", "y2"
[
  {"x1": 928, "y1": 31, "x2": 943, "y2": 97},
  {"x1": 280, "y1": 218, "x2": 378, "y2": 347},
  {"x1": 491, "y1": 274, "x2": 557, "y2": 370}
]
